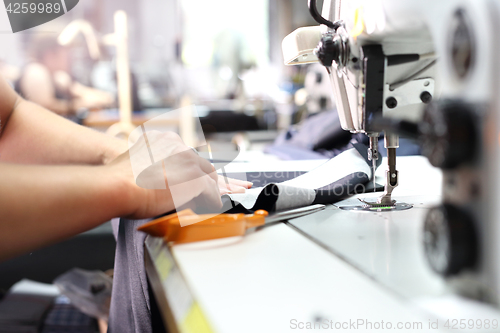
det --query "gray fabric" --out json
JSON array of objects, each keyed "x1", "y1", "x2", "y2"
[
  {"x1": 111, "y1": 218, "x2": 119, "y2": 241},
  {"x1": 108, "y1": 218, "x2": 152, "y2": 333},
  {"x1": 227, "y1": 147, "x2": 371, "y2": 212},
  {"x1": 274, "y1": 184, "x2": 316, "y2": 211}
]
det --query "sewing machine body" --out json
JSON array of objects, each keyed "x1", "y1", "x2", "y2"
[{"x1": 284, "y1": 0, "x2": 500, "y2": 306}]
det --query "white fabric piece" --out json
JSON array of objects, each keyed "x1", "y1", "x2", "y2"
[
  {"x1": 227, "y1": 148, "x2": 369, "y2": 210},
  {"x1": 281, "y1": 148, "x2": 370, "y2": 189},
  {"x1": 274, "y1": 184, "x2": 316, "y2": 211}
]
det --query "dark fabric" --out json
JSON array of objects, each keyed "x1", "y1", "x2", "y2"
[
  {"x1": 148, "y1": 279, "x2": 167, "y2": 333},
  {"x1": 266, "y1": 110, "x2": 421, "y2": 160},
  {"x1": 108, "y1": 218, "x2": 167, "y2": 333},
  {"x1": 222, "y1": 143, "x2": 383, "y2": 214},
  {"x1": 200, "y1": 111, "x2": 260, "y2": 133},
  {"x1": 268, "y1": 110, "x2": 349, "y2": 151},
  {"x1": 222, "y1": 171, "x2": 376, "y2": 214},
  {"x1": 265, "y1": 110, "x2": 355, "y2": 160},
  {"x1": 108, "y1": 219, "x2": 153, "y2": 333}
]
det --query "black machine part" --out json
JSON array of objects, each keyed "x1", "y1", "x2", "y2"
[
  {"x1": 307, "y1": 0, "x2": 341, "y2": 30},
  {"x1": 361, "y1": 45, "x2": 386, "y2": 132},
  {"x1": 420, "y1": 100, "x2": 478, "y2": 169},
  {"x1": 423, "y1": 204, "x2": 478, "y2": 277},
  {"x1": 315, "y1": 34, "x2": 341, "y2": 68},
  {"x1": 369, "y1": 100, "x2": 478, "y2": 170}
]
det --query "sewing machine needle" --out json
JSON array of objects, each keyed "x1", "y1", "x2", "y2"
[
  {"x1": 372, "y1": 158, "x2": 376, "y2": 192},
  {"x1": 368, "y1": 135, "x2": 379, "y2": 193}
]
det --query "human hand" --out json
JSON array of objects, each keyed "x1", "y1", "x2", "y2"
[
  {"x1": 107, "y1": 131, "x2": 222, "y2": 219},
  {"x1": 218, "y1": 176, "x2": 252, "y2": 195}
]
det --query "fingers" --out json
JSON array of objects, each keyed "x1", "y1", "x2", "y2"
[
  {"x1": 217, "y1": 177, "x2": 249, "y2": 194},
  {"x1": 219, "y1": 186, "x2": 233, "y2": 195},
  {"x1": 177, "y1": 157, "x2": 221, "y2": 209},
  {"x1": 128, "y1": 130, "x2": 228, "y2": 218},
  {"x1": 197, "y1": 153, "x2": 214, "y2": 174},
  {"x1": 217, "y1": 176, "x2": 252, "y2": 191},
  {"x1": 225, "y1": 183, "x2": 247, "y2": 193},
  {"x1": 199, "y1": 177, "x2": 223, "y2": 210},
  {"x1": 226, "y1": 177, "x2": 253, "y2": 189},
  {"x1": 197, "y1": 156, "x2": 218, "y2": 184}
]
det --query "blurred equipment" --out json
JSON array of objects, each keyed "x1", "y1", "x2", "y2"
[
  {"x1": 54, "y1": 268, "x2": 112, "y2": 321},
  {"x1": 283, "y1": 0, "x2": 500, "y2": 307},
  {"x1": 104, "y1": 11, "x2": 134, "y2": 138},
  {"x1": 58, "y1": 20, "x2": 102, "y2": 60},
  {"x1": 59, "y1": 11, "x2": 135, "y2": 138},
  {"x1": 0, "y1": 280, "x2": 57, "y2": 332},
  {"x1": 0, "y1": 279, "x2": 99, "y2": 333},
  {"x1": 302, "y1": 63, "x2": 335, "y2": 115}
]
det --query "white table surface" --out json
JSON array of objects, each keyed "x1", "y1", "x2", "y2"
[{"x1": 164, "y1": 156, "x2": 500, "y2": 333}]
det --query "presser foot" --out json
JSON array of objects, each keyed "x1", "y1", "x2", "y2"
[
  {"x1": 359, "y1": 198, "x2": 396, "y2": 208},
  {"x1": 359, "y1": 169, "x2": 398, "y2": 207},
  {"x1": 339, "y1": 199, "x2": 412, "y2": 212},
  {"x1": 339, "y1": 170, "x2": 412, "y2": 212}
]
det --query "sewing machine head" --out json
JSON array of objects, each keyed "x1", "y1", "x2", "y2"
[
  {"x1": 283, "y1": 0, "x2": 500, "y2": 306},
  {"x1": 283, "y1": 0, "x2": 438, "y2": 206}
]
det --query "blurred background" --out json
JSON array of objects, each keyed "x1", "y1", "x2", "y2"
[{"x1": 0, "y1": 0, "x2": 331, "y2": 136}]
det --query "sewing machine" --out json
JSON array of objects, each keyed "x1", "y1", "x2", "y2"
[{"x1": 283, "y1": 0, "x2": 500, "y2": 306}]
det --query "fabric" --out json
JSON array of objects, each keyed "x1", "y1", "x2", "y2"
[
  {"x1": 108, "y1": 219, "x2": 165, "y2": 333},
  {"x1": 223, "y1": 171, "x2": 307, "y2": 188},
  {"x1": 108, "y1": 218, "x2": 151, "y2": 333},
  {"x1": 226, "y1": 144, "x2": 380, "y2": 213},
  {"x1": 265, "y1": 110, "x2": 354, "y2": 160},
  {"x1": 265, "y1": 109, "x2": 421, "y2": 160}
]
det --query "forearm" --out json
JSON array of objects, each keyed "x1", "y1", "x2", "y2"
[
  {"x1": 0, "y1": 132, "x2": 229, "y2": 261},
  {"x1": 0, "y1": 99, "x2": 127, "y2": 165},
  {"x1": 0, "y1": 163, "x2": 133, "y2": 261}
]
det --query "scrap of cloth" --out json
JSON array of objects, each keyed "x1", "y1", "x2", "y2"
[
  {"x1": 224, "y1": 143, "x2": 381, "y2": 213},
  {"x1": 108, "y1": 218, "x2": 165, "y2": 333}
]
